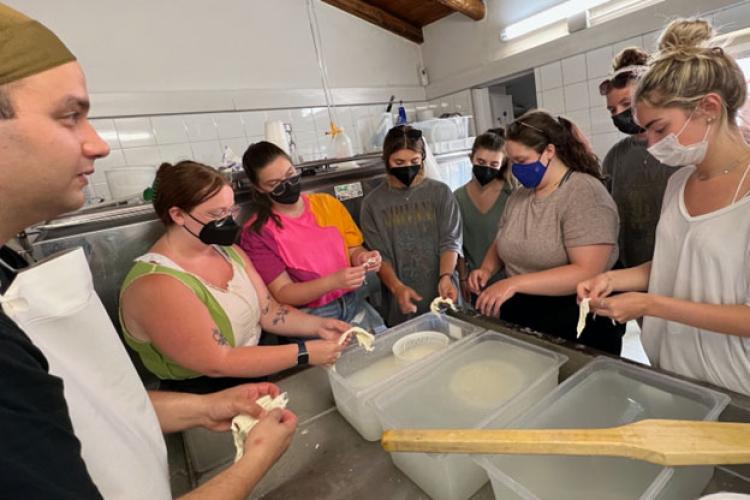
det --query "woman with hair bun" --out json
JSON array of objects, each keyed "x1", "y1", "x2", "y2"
[
  {"x1": 119, "y1": 161, "x2": 350, "y2": 393},
  {"x1": 599, "y1": 46, "x2": 683, "y2": 268},
  {"x1": 469, "y1": 110, "x2": 624, "y2": 353},
  {"x1": 579, "y1": 18, "x2": 750, "y2": 395}
]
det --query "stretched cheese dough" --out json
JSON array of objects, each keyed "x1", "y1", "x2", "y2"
[
  {"x1": 231, "y1": 392, "x2": 289, "y2": 462},
  {"x1": 577, "y1": 298, "x2": 590, "y2": 339},
  {"x1": 339, "y1": 326, "x2": 375, "y2": 352},
  {"x1": 430, "y1": 297, "x2": 456, "y2": 314}
]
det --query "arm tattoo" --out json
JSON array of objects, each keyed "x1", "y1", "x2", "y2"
[
  {"x1": 272, "y1": 305, "x2": 289, "y2": 325},
  {"x1": 212, "y1": 328, "x2": 229, "y2": 346},
  {"x1": 261, "y1": 293, "x2": 271, "y2": 315}
]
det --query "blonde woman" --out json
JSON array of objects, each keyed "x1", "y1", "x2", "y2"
[{"x1": 579, "y1": 18, "x2": 750, "y2": 395}]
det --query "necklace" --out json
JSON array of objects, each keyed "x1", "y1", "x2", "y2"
[{"x1": 695, "y1": 152, "x2": 750, "y2": 181}]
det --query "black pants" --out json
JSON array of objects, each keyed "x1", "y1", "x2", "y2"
[
  {"x1": 158, "y1": 375, "x2": 267, "y2": 395},
  {"x1": 499, "y1": 292, "x2": 625, "y2": 355}
]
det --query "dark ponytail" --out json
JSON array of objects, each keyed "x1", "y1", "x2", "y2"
[
  {"x1": 382, "y1": 125, "x2": 426, "y2": 164},
  {"x1": 470, "y1": 127, "x2": 509, "y2": 179},
  {"x1": 506, "y1": 110, "x2": 603, "y2": 181},
  {"x1": 470, "y1": 127, "x2": 505, "y2": 156},
  {"x1": 241, "y1": 141, "x2": 290, "y2": 234},
  {"x1": 152, "y1": 161, "x2": 226, "y2": 226}
]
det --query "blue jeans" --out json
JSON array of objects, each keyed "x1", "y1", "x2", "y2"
[{"x1": 304, "y1": 290, "x2": 387, "y2": 334}]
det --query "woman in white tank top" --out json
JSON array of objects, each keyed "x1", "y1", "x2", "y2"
[{"x1": 577, "y1": 18, "x2": 750, "y2": 395}]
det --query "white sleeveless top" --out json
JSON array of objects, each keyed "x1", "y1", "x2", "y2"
[
  {"x1": 136, "y1": 248, "x2": 262, "y2": 347},
  {"x1": 643, "y1": 166, "x2": 750, "y2": 395}
]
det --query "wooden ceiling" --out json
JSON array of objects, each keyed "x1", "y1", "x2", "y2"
[{"x1": 322, "y1": 0, "x2": 485, "y2": 44}]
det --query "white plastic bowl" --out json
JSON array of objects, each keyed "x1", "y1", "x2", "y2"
[{"x1": 392, "y1": 331, "x2": 449, "y2": 363}]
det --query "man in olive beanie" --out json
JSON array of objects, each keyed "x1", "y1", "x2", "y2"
[{"x1": 0, "y1": 4, "x2": 295, "y2": 499}]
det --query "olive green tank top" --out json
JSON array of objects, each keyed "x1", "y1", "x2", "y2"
[{"x1": 119, "y1": 246, "x2": 245, "y2": 380}]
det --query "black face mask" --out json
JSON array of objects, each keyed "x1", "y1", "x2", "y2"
[
  {"x1": 612, "y1": 108, "x2": 645, "y2": 135},
  {"x1": 269, "y1": 175, "x2": 302, "y2": 205},
  {"x1": 472, "y1": 164, "x2": 500, "y2": 186},
  {"x1": 186, "y1": 213, "x2": 241, "y2": 246},
  {"x1": 388, "y1": 164, "x2": 422, "y2": 188}
]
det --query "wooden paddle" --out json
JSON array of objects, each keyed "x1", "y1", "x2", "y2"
[{"x1": 381, "y1": 419, "x2": 750, "y2": 466}]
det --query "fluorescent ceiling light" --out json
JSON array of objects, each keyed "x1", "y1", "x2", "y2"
[
  {"x1": 500, "y1": 0, "x2": 611, "y2": 41},
  {"x1": 588, "y1": 0, "x2": 664, "y2": 26}
]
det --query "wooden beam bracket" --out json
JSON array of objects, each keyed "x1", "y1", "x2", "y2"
[
  {"x1": 322, "y1": 0, "x2": 424, "y2": 44},
  {"x1": 434, "y1": 0, "x2": 485, "y2": 21}
]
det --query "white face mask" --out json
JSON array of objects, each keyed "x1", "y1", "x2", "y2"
[{"x1": 647, "y1": 111, "x2": 711, "y2": 167}]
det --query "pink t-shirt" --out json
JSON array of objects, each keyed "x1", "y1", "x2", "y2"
[{"x1": 240, "y1": 193, "x2": 363, "y2": 308}]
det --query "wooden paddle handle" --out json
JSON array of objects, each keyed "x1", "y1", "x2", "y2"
[
  {"x1": 382, "y1": 427, "x2": 631, "y2": 456},
  {"x1": 381, "y1": 419, "x2": 750, "y2": 466}
]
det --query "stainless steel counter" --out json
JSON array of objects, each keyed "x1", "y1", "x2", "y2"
[{"x1": 174, "y1": 311, "x2": 750, "y2": 499}]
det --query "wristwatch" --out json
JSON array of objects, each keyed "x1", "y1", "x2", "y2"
[{"x1": 296, "y1": 340, "x2": 309, "y2": 366}]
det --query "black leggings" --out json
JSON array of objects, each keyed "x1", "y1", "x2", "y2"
[{"x1": 499, "y1": 292, "x2": 625, "y2": 355}]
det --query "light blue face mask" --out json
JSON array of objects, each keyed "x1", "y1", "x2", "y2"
[{"x1": 511, "y1": 155, "x2": 550, "y2": 188}]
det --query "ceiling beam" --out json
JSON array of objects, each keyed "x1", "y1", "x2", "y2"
[
  {"x1": 434, "y1": 0, "x2": 485, "y2": 21},
  {"x1": 322, "y1": 0, "x2": 424, "y2": 44}
]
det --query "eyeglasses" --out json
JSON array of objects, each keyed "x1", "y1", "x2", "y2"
[
  {"x1": 203, "y1": 205, "x2": 241, "y2": 221},
  {"x1": 270, "y1": 172, "x2": 301, "y2": 196},
  {"x1": 598, "y1": 64, "x2": 650, "y2": 96}
]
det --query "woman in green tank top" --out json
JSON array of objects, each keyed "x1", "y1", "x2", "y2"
[
  {"x1": 454, "y1": 129, "x2": 513, "y2": 303},
  {"x1": 119, "y1": 161, "x2": 351, "y2": 393}
]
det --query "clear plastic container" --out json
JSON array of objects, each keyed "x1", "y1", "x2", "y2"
[
  {"x1": 411, "y1": 116, "x2": 473, "y2": 146},
  {"x1": 105, "y1": 166, "x2": 156, "y2": 200},
  {"x1": 356, "y1": 112, "x2": 393, "y2": 153},
  {"x1": 475, "y1": 357, "x2": 730, "y2": 500},
  {"x1": 373, "y1": 332, "x2": 568, "y2": 500},
  {"x1": 328, "y1": 313, "x2": 485, "y2": 441}
]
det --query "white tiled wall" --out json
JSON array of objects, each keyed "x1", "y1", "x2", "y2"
[
  {"x1": 530, "y1": 0, "x2": 750, "y2": 160},
  {"x1": 535, "y1": 35, "x2": 650, "y2": 159},
  {"x1": 90, "y1": 97, "x2": 479, "y2": 202}
]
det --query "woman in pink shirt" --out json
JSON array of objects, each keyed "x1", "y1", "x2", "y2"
[{"x1": 240, "y1": 141, "x2": 385, "y2": 333}]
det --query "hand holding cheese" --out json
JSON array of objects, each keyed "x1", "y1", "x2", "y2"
[
  {"x1": 231, "y1": 392, "x2": 290, "y2": 462},
  {"x1": 577, "y1": 298, "x2": 591, "y2": 339},
  {"x1": 339, "y1": 326, "x2": 375, "y2": 351},
  {"x1": 430, "y1": 296, "x2": 457, "y2": 314}
]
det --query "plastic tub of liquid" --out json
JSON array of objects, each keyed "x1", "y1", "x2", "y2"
[
  {"x1": 373, "y1": 332, "x2": 568, "y2": 500},
  {"x1": 475, "y1": 357, "x2": 730, "y2": 500},
  {"x1": 328, "y1": 313, "x2": 485, "y2": 441}
]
